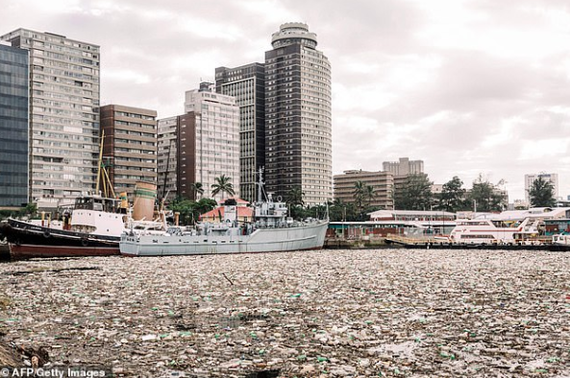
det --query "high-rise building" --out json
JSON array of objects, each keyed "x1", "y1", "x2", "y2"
[
  {"x1": 1, "y1": 29, "x2": 100, "y2": 203},
  {"x1": 215, "y1": 63, "x2": 265, "y2": 202},
  {"x1": 525, "y1": 172, "x2": 559, "y2": 202},
  {"x1": 334, "y1": 170, "x2": 394, "y2": 210},
  {"x1": 264, "y1": 23, "x2": 332, "y2": 205},
  {"x1": 178, "y1": 82, "x2": 240, "y2": 202},
  {"x1": 0, "y1": 43, "x2": 29, "y2": 207},
  {"x1": 99, "y1": 105, "x2": 158, "y2": 197},
  {"x1": 157, "y1": 116, "x2": 179, "y2": 200}
]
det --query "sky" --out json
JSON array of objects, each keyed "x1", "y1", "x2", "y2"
[{"x1": 2, "y1": 0, "x2": 570, "y2": 202}]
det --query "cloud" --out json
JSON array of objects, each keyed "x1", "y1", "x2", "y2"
[{"x1": 3, "y1": 0, "x2": 570, "y2": 201}]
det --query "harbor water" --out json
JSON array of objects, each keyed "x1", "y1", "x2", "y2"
[{"x1": 0, "y1": 249, "x2": 569, "y2": 377}]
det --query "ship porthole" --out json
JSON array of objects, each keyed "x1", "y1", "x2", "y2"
[
  {"x1": 43, "y1": 231, "x2": 51, "y2": 238},
  {"x1": 81, "y1": 238, "x2": 89, "y2": 247}
]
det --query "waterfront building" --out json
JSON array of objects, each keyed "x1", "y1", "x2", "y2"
[
  {"x1": 181, "y1": 82, "x2": 240, "y2": 202},
  {"x1": 99, "y1": 105, "x2": 158, "y2": 197},
  {"x1": 0, "y1": 43, "x2": 28, "y2": 207},
  {"x1": 524, "y1": 172, "x2": 559, "y2": 202},
  {"x1": 215, "y1": 63, "x2": 265, "y2": 203},
  {"x1": 157, "y1": 116, "x2": 179, "y2": 200},
  {"x1": 264, "y1": 23, "x2": 332, "y2": 205},
  {"x1": 1, "y1": 29, "x2": 100, "y2": 204},
  {"x1": 333, "y1": 170, "x2": 394, "y2": 210}
]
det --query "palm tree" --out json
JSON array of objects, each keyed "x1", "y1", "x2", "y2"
[
  {"x1": 191, "y1": 182, "x2": 204, "y2": 200},
  {"x1": 286, "y1": 186, "x2": 305, "y2": 207},
  {"x1": 211, "y1": 174, "x2": 235, "y2": 200},
  {"x1": 364, "y1": 185, "x2": 375, "y2": 208},
  {"x1": 353, "y1": 181, "x2": 366, "y2": 210}
]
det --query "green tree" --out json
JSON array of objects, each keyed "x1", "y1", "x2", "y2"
[
  {"x1": 211, "y1": 174, "x2": 235, "y2": 200},
  {"x1": 467, "y1": 175, "x2": 507, "y2": 212},
  {"x1": 394, "y1": 173, "x2": 433, "y2": 210},
  {"x1": 528, "y1": 177, "x2": 556, "y2": 207},
  {"x1": 285, "y1": 186, "x2": 305, "y2": 220},
  {"x1": 437, "y1": 176, "x2": 467, "y2": 212},
  {"x1": 352, "y1": 181, "x2": 368, "y2": 212},
  {"x1": 363, "y1": 185, "x2": 376, "y2": 208},
  {"x1": 191, "y1": 182, "x2": 204, "y2": 200}
]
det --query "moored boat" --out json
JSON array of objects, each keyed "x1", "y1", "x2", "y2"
[{"x1": 120, "y1": 170, "x2": 328, "y2": 256}]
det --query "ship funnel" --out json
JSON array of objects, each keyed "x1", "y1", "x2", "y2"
[{"x1": 133, "y1": 181, "x2": 157, "y2": 221}]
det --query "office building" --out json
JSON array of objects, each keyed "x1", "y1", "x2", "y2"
[
  {"x1": 215, "y1": 63, "x2": 265, "y2": 202},
  {"x1": 0, "y1": 43, "x2": 28, "y2": 207},
  {"x1": 334, "y1": 170, "x2": 394, "y2": 209},
  {"x1": 99, "y1": 105, "x2": 158, "y2": 197},
  {"x1": 264, "y1": 23, "x2": 332, "y2": 205},
  {"x1": 1, "y1": 29, "x2": 100, "y2": 203},
  {"x1": 382, "y1": 157, "x2": 424, "y2": 176},
  {"x1": 525, "y1": 172, "x2": 559, "y2": 202},
  {"x1": 180, "y1": 82, "x2": 240, "y2": 202}
]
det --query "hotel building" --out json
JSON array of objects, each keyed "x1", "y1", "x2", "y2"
[{"x1": 264, "y1": 23, "x2": 332, "y2": 205}]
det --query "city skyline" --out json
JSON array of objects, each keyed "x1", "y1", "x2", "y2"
[{"x1": 2, "y1": 0, "x2": 570, "y2": 201}]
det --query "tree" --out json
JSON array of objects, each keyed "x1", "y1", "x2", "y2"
[
  {"x1": 285, "y1": 186, "x2": 305, "y2": 220},
  {"x1": 437, "y1": 176, "x2": 466, "y2": 212},
  {"x1": 467, "y1": 175, "x2": 507, "y2": 212},
  {"x1": 528, "y1": 177, "x2": 556, "y2": 207},
  {"x1": 363, "y1": 185, "x2": 376, "y2": 208},
  {"x1": 352, "y1": 181, "x2": 366, "y2": 211},
  {"x1": 211, "y1": 174, "x2": 235, "y2": 200},
  {"x1": 191, "y1": 182, "x2": 204, "y2": 200},
  {"x1": 394, "y1": 173, "x2": 433, "y2": 210}
]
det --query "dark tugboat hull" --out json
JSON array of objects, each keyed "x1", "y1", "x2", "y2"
[{"x1": 1, "y1": 219, "x2": 120, "y2": 260}]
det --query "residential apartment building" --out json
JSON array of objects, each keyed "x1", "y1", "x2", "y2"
[
  {"x1": 525, "y1": 172, "x2": 559, "y2": 202},
  {"x1": 0, "y1": 43, "x2": 28, "y2": 207},
  {"x1": 157, "y1": 116, "x2": 179, "y2": 200},
  {"x1": 334, "y1": 170, "x2": 394, "y2": 210},
  {"x1": 180, "y1": 82, "x2": 240, "y2": 202},
  {"x1": 1, "y1": 29, "x2": 100, "y2": 203},
  {"x1": 99, "y1": 105, "x2": 158, "y2": 197},
  {"x1": 215, "y1": 63, "x2": 265, "y2": 203},
  {"x1": 264, "y1": 23, "x2": 332, "y2": 205}
]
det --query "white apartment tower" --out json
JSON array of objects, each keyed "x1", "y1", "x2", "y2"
[
  {"x1": 183, "y1": 82, "x2": 240, "y2": 202},
  {"x1": 264, "y1": 23, "x2": 332, "y2": 205},
  {"x1": 1, "y1": 29, "x2": 100, "y2": 202}
]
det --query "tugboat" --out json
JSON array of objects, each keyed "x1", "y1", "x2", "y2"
[
  {"x1": 0, "y1": 132, "x2": 164, "y2": 260},
  {"x1": 120, "y1": 169, "x2": 328, "y2": 256}
]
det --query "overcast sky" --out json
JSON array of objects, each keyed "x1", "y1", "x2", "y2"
[{"x1": 3, "y1": 0, "x2": 570, "y2": 202}]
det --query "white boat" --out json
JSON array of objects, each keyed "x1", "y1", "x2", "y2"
[
  {"x1": 449, "y1": 217, "x2": 542, "y2": 245},
  {"x1": 120, "y1": 171, "x2": 328, "y2": 256},
  {"x1": 552, "y1": 234, "x2": 570, "y2": 246}
]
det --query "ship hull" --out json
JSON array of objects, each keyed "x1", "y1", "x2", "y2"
[
  {"x1": 120, "y1": 221, "x2": 328, "y2": 256},
  {"x1": 1, "y1": 219, "x2": 120, "y2": 260}
]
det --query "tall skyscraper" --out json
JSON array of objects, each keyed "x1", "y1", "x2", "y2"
[
  {"x1": 180, "y1": 82, "x2": 240, "y2": 202},
  {"x1": 100, "y1": 105, "x2": 158, "y2": 197},
  {"x1": 264, "y1": 23, "x2": 332, "y2": 205},
  {"x1": 215, "y1": 63, "x2": 265, "y2": 203},
  {"x1": 1, "y1": 29, "x2": 100, "y2": 203},
  {"x1": 0, "y1": 43, "x2": 29, "y2": 207}
]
